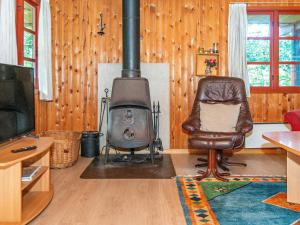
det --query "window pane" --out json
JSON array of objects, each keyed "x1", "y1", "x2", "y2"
[
  {"x1": 279, "y1": 15, "x2": 300, "y2": 37},
  {"x1": 24, "y1": 2, "x2": 35, "y2": 31},
  {"x1": 248, "y1": 15, "x2": 270, "y2": 37},
  {"x1": 247, "y1": 40, "x2": 270, "y2": 62},
  {"x1": 279, "y1": 64, "x2": 300, "y2": 86},
  {"x1": 279, "y1": 40, "x2": 300, "y2": 62},
  {"x1": 248, "y1": 64, "x2": 270, "y2": 87},
  {"x1": 24, "y1": 61, "x2": 34, "y2": 68},
  {"x1": 24, "y1": 31, "x2": 35, "y2": 59}
]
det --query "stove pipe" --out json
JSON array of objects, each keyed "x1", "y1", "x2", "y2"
[{"x1": 122, "y1": 0, "x2": 141, "y2": 78}]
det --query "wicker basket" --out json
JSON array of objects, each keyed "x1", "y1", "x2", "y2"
[{"x1": 42, "y1": 131, "x2": 81, "y2": 169}]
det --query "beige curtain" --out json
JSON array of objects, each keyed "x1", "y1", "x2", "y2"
[
  {"x1": 0, "y1": 0, "x2": 18, "y2": 65},
  {"x1": 228, "y1": 4, "x2": 250, "y2": 96},
  {"x1": 38, "y1": 0, "x2": 53, "y2": 100}
]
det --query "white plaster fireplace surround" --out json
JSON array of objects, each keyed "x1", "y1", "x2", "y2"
[{"x1": 98, "y1": 63, "x2": 170, "y2": 150}]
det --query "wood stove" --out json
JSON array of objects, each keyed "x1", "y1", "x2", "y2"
[
  {"x1": 108, "y1": 78, "x2": 154, "y2": 149},
  {"x1": 105, "y1": 0, "x2": 155, "y2": 163}
]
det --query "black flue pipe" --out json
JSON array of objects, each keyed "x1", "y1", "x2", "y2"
[{"x1": 122, "y1": 0, "x2": 141, "y2": 78}]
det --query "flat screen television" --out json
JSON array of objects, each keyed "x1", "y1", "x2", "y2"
[{"x1": 0, "y1": 63, "x2": 35, "y2": 143}]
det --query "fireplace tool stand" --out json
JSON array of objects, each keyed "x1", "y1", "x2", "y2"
[
  {"x1": 102, "y1": 101, "x2": 163, "y2": 164},
  {"x1": 98, "y1": 88, "x2": 110, "y2": 158},
  {"x1": 152, "y1": 101, "x2": 163, "y2": 151}
]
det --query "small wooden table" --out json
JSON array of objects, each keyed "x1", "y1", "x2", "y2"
[
  {"x1": 263, "y1": 131, "x2": 300, "y2": 204},
  {"x1": 0, "y1": 137, "x2": 54, "y2": 225}
]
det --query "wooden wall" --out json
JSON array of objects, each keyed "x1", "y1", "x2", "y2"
[{"x1": 36, "y1": 0, "x2": 300, "y2": 148}]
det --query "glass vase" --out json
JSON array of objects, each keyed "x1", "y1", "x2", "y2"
[{"x1": 205, "y1": 65, "x2": 212, "y2": 75}]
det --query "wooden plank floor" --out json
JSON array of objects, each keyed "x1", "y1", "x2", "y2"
[{"x1": 30, "y1": 152, "x2": 286, "y2": 225}]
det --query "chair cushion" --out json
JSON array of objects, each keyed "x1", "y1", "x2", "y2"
[
  {"x1": 188, "y1": 131, "x2": 244, "y2": 150},
  {"x1": 200, "y1": 102, "x2": 241, "y2": 132}
]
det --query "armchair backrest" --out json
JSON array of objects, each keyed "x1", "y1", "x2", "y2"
[
  {"x1": 190, "y1": 76, "x2": 252, "y2": 132},
  {"x1": 197, "y1": 76, "x2": 246, "y2": 103}
]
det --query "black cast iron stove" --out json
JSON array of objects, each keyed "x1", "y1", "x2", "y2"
[{"x1": 105, "y1": 0, "x2": 156, "y2": 163}]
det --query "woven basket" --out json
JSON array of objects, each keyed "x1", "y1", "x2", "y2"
[{"x1": 42, "y1": 131, "x2": 81, "y2": 169}]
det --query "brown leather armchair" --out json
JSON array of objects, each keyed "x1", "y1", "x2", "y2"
[{"x1": 182, "y1": 76, "x2": 253, "y2": 181}]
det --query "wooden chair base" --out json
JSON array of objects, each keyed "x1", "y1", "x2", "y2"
[
  {"x1": 195, "y1": 150, "x2": 247, "y2": 172},
  {"x1": 194, "y1": 149, "x2": 229, "y2": 182}
]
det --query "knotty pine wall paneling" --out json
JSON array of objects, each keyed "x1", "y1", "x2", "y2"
[{"x1": 36, "y1": 0, "x2": 300, "y2": 148}]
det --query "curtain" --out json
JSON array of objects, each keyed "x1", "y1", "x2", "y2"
[
  {"x1": 38, "y1": 0, "x2": 53, "y2": 101},
  {"x1": 0, "y1": 0, "x2": 18, "y2": 65},
  {"x1": 228, "y1": 4, "x2": 250, "y2": 96}
]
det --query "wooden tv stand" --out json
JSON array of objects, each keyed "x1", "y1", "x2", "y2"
[{"x1": 0, "y1": 137, "x2": 54, "y2": 225}]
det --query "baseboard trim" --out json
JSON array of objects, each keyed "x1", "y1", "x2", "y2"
[
  {"x1": 166, "y1": 148, "x2": 285, "y2": 155},
  {"x1": 237, "y1": 148, "x2": 286, "y2": 155}
]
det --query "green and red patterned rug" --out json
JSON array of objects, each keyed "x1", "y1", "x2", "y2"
[{"x1": 176, "y1": 176, "x2": 300, "y2": 225}]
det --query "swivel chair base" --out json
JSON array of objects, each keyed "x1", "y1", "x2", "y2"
[
  {"x1": 194, "y1": 149, "x2": 230, "y2": 182},
  {"x1": 195, "y1": 150, "x2": 247, "y2": 171}
]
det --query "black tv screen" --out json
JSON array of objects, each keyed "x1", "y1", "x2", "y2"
[{"x1": 0, "y1": 63, "x2": 35, "y2": 143}]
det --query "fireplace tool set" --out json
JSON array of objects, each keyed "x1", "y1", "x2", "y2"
[
  {"x1": 152, "y1": 102, "x2": 163, "y2": 152},
  {"x1": 98, "y1": 88, "x2": 110, "y2": 155}
]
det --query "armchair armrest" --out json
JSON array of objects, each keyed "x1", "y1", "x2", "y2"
[
  {"x1": 182, "y1": 116, "x2": 200, "y2": 134},
  {"x1": 237, "y1": 119, "x2": 253, "y2": 134}
]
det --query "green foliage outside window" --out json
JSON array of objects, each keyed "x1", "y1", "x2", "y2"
[
  {"x1": 247, "y1": 13, "x2": 300, "y2": 88},
  {"x1": 247, "y1": 40, "x2": 270, "y2": 62},
  {"x1": 24, "y1": 32, "x2": 34, "y2": 59},
  {"x1": 247, "y1": 38, "x2": 300, "y2": 87}
]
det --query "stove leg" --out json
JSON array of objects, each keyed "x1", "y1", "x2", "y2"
[
  {"x1": 149, "y1": 145, "x2": 155, "y2": 164},
  {"x1": 130, "y1": 149, "x2": 135, "y2": 155},
  {"x1": 104, "y1": 145, "x2": 110, "y2": 164}
]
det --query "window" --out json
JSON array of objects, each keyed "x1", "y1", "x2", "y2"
[
  {"x1": 247, "y1": 10, "x2": 300, "y2": 92},
  {"x1": 16, "y1": 0, "x2": 39, "y2": 69}
]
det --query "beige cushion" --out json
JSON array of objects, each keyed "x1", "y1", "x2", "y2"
[{"x1": 199, "y1": 102, "x2": 241, "y2": 132}]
